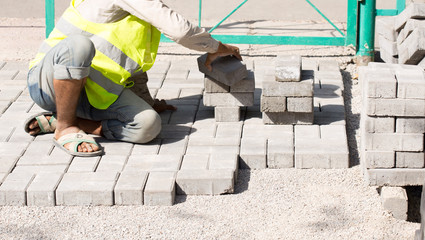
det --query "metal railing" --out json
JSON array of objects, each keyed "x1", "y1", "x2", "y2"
[{"x1": 44, "y1": 0, "x2": 406, "y2": 58}]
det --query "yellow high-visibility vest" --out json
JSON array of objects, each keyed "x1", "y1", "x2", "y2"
[{"x1": 30, "y1": 0, "x2": 161, "y2": 109}]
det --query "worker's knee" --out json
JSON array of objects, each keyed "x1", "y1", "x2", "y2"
[
  {"x1": 131, "y1": 109, "x2": 161, "y2": 144},
  {"x1": 53, "y1": 35, "x2": 95, "y2": 80},
  {"x1": 65, "y1": 35, "x2": 95, "y2": 67}
]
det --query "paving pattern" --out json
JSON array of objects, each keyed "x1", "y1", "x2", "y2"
[{"x1": 0, "y1": 58, "x2": 348, "y2": 206}]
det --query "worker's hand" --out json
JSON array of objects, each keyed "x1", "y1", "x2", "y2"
[
  {"x1": 153, "y1": 99, "x2": 177, "y2": 113},
  {"x1": 205, "y1": 42, "x2": 242, "y2": 71}
]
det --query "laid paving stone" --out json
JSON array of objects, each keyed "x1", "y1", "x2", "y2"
[
  {"x1": 197, "y1": 54, "x2": 248, "y2": 86},
  {"x1": 56, "y1": 172, "x2": 119, "y2": 206},
  {"x1": 209, "y1": 153, "x2": 239, "y2": 180},
  {"x1": 144, "y1": 171, "x2": 176, "y2": 206},
  {"x1": 180, "y1": 154, "x2": 209, "y2": 170},
  {"x1": 158, "y1": 138, "x2": 188, "y2": 155},
  {"x1": 0, "y1": 172, "x2": 35, "y2": 206},
  {"x1": 17, "y1": 155, "x2": 72, "y2": 166},
  {"x1": 0, "y1": 155, "x2": 20, "y2": 173},
  {"x1": 263, "y1": 112, "x2": 314, "y2": 125},
  {"x1": 295, "y1": 125, "x2": 349, "y2": 168},
  {"x1": 0, "y1": 142, "x2": 29, "y2": 156},
  {"x1": 185, "y1": 145, "x2": 240, "y2": 155},
  {"x1": 67, "y1": 156, "x2": 100, "y2": 173},
  {"x1": 100, "y1": 141, "x2": 134, "y2": 156},
  {"x1": 95, "y1": 155, "x2": 128, "y2": 173},
  {"x1": 125, "y1": 154, "x2": 182, "y2": 172},
  {"x1": 267, "y1": 137, "x2": 294, "y2": 169},
  {"x1": 26, "y1": 172, "x2": 63, "y2": 206},
  {"x1": 12, "y1": 165, "x2": 69, "y2": 174},
  {"x1": 214, "y1": 106, "x2": 240, "y2": 122},
  {"x1": 115, "y1": 170, "x2": 148, "y2": 205},
  {"x1": 176, "y1": 169, "x2": 234, "y2": 195},
  {"x1": 240, "y1": 137, "x2": 267, "y2": 169}
]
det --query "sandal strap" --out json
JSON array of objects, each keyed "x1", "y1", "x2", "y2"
[
  {"x1": 36, "y1": 115, "x2": 54, "y2": 133},
  {"x1": 56, "y1": 130, "x2": 99, "y2": 153}
]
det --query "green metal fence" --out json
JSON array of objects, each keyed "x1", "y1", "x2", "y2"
[{"x1": 44, "y1": 0, "x2": 406, "y2": 57}]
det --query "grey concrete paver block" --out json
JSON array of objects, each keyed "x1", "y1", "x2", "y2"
[
  {"x1": 22, "y1": 140, "x2": 53, "y2": 157},
  {"x1": 286, "y1": 97, "x2": 313, "y2": 113},
  {"x1": 12, "y1": 165, "x2": 68, "y2": 174},
  {"x1": 180, "y1": 154, "x2": 209, "y2": 170},
  {"x1": 275, "y1": 55, "x2": 301, "y2": 82},
  {"x1": 260, "y1": 95, "x2": 286, "y2": 112},
  {"x1": 203, "y1": 92, "x2": 254, "y2": 107},
  {"x1": 240, "y1": 137, "x2": 267, "y2": 169},
  {"x1": 380, "y1": 187, "x2": 408, "y2": 220},
  {"x1": 394, "y1": 3, "x2": 425, "y2": 31},
  {"x1": 17, "y1": 155, "x2": 72, "y2": 166},
  {"x1": 366, "y1": 98, "x2": 425, "y2": 117},
  {"x1": 398, "y1": 27, "x2": 425, "y2": 64},
  {"x1": 197, "y1": 54, "x2": 248, "y2": 86},
  {"x1": 295, "y1": 125, "x2": 349, "y2": 169},
  {"x1": 125, "y1": 154, "x2": 182, "y2": 172},
  {"x1": 318, "y1": 60, "x2": 340, "y2": 72},
  {"x1": 96, "y1": 155, "x2": 128, "y2": 173},
  {"x1": 204, "y1": 76, "x2": 229, "y2": 93},
  {"x1": 209, "y1": 153, "x2": 238, "y2": 171},
  {"x1": 376, "y1": 16, "x2": 397, "y2": 41},
  {"x1": 0, "y1": 155, "x2": 20, "y2": 173},
  {"x1": 100, "y1": 141, "x2": 133, "y2": 156},
  {"x1": 176, "y1": 169, "x2": 234, "y2": 195},
  {"x1": 378, "y1": 35, "x2": 398, "y2": 56},
  {"x1": 144, "y1": 171, "x2": 176, "y2": 206},
  {"x1": 185, "y1": 145, "x2": 240, "y2": 155},
  {"x1": 364, "y1": 151, "x2": 395, "y2": 168},
  {"x1": 26, "y1": 172, "x2": 63, "y2": 206},
  {"x1": 262, "y1": 75, "x2": 313, "y2": 97},
  {"x1": 366, "y1": 168, "x2": 425, "y2": 186},
  {"x1": 0, "y1": 142, "x2": 28, "y2": 156},
  {"x1": 215, "y1": 106, "x2": 240, "y2": 122},
  {"x1": 159, "y1": 138, "x2": 188, "y2": 155},
  {"x1": 267, "y1": 138, "x2": 294, "y2": 168},
  {"x1": 114, "y1": 171, "x2": 148, "y2": 205},
  {"x1": 215, "y1": 122, "x2": 243, "y2": 138},
  {"x1": 0, "y1": 172, "x2": 35, "y2": 206},
  {"x1": 364, "y1": 132, "x2": 424, "y2": 151},
  {"x1": 263, "y1": 112, "x2": 314, "y2": 125},
  {"x1": 230, "y1": 70, "x2": 255, "y2": 92},
  {"x1": 395, "y1": 68, "x2": 425, "y2": 99},
  {"x1": 67, "y1": 156, "x2": 100, "y2": 173},
  {"x1": 396, "y1": 118, "x2": 425, "y2": 133},
  {"x1": 56, "y1": 172, "x2": 119, "y2": 206},
  {"x1": 363, "y1": 69, "x2": 397, "y2": 99},
  {"x1": 362, "y1": 115, "x2": 395, "y2": 133},
  {"x1": 396, "y1": 152, "x2": 425, "y2": 168},
  {"x1": 380, "y1": 49, "x2": 399, "y2": 64}
]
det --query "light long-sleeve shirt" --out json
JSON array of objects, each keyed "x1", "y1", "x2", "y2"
[{"x1": 76, "y1": 0, "x2": 220, "y2": 53}]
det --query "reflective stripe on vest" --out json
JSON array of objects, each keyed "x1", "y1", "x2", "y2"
[{"x1": 29, "y1": 0, "x2": 161, "y2": 109}]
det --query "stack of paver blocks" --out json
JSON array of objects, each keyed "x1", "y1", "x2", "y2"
[
  {"x1": 197, "y1": 54, "x2": 254, "y2": 122},
  {"x1": 360, "y1": 62, "x2": 425, "y2": 187},
  {"x1": 376, "y1": 3, "x2": 425, "y2": 67},
  {"x1": 260, "y1": 55, "x2": 314, "y2": 125}
]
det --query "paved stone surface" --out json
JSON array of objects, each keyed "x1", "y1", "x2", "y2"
[{"x1": 0, "y1": 58, "x2": 349, "y2": 205}]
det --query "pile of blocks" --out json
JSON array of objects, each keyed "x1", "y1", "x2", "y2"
[
  {"x1": 360, "y1": 62, "x2": 425, "y2": 186},
  {"x1": 376, "y1": 3, "x2": 425, "y2": 66},
  {"x1": 197, "y1": 54, "x2": 254, "y2": 122},
  {"x1": 260, "y1": 55, "x2": 314, "y2": 124}
]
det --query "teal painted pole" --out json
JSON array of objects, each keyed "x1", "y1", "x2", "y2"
[
  {"x1": 45, "y1": 0, "x2": 55, "y2": 37},
  {"x1": 198, "y1": 0, "x2": 202, "y2": 27},
  {"x1": 356, "y1": 0, "x2": 376, "y2": 64},
  {"x1": 396, "y1": 0, "x2": 406, "y2": 14}
]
